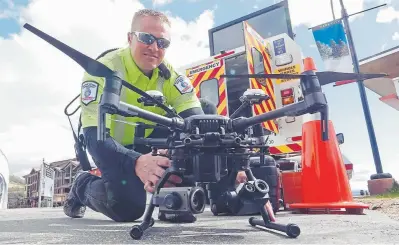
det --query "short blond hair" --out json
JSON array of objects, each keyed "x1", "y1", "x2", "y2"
[{"x1": 131, "y1": 9, "x2": 171, "y2": 31}]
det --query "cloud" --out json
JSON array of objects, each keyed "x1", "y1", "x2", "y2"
[
  {"x1": 152, "y1": 0, "x2": 173, "y2": 7},
  {"x1": 376, "y1": 6, "x2": 399, "y2": 23},
  {"x1": 0, "y1": 0, "x2": 214, "y2": 176},
  {"x1": 288, "y1": 0, "x2": 365, "y2": 27},
  {"x1": 0, "y1": 0, "x2": 27, "y2": 20},
  {"x1": 393, "y1": 32, "x2": 399, "y2": 40}
]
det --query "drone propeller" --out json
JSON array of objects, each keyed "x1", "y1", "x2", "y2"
[
  {"x1": 222, "y1": 71, "x2": 388, "y2": 86},
  {"x1": 23, "y1": 23, "x2": 113, "y2": 78},
  {"x1": 224, "y1": 70, "x2": 385, "y2": 142},
  {"x1": 23, "y1": 23, "x2": 180, "y2": 118}
]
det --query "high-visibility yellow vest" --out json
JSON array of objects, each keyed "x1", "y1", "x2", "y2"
[{"x1": 79, "y1": 46, "x2": 201, "y2": 146}]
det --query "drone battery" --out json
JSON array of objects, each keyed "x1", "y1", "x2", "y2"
[{"x1": 193, "y1": 154, "x2": 223, "y2": 183}]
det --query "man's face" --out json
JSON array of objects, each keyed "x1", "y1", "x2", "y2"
[{"x1": 128, "y1": 16, "x2": 171, "y2": 75}]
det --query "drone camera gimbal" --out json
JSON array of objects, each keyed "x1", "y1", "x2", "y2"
[{"x1": 22, "y1": 22, "x2": 388, "y2": 241}]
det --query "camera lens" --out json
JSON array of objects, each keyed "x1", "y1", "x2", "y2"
[
  {"x1": 244, "y1": 182, "x2": 255, "y2": 192},
  {"x1": 163, "y1": 192, "x2": 182, "y2": 210},
  {"x1": 254, "y1": 179, "x2": 269, "y2": 194},
  {"x1": 189, "y1": 187, "x2": 206, "y2": 214}
]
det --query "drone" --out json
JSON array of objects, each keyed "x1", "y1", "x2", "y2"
[{"x1": 22, "y1": 23, "x2": 388, "y2": 240}]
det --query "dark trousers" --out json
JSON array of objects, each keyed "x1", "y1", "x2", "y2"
[{"x1": 70, "y1": 126, "x2": 171, "y2": 222}]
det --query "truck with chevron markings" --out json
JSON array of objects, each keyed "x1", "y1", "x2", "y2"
[
  {"x1": 177, "y1": 2, "x2": 353, "y2": 177},
  {"x1": 177, "y1": 20, "x2": 304, "y2": 160}
]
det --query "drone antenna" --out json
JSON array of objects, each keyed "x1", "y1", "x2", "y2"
[{"x1": 121, "y1": 81, "x2": 181, "y2": 119}]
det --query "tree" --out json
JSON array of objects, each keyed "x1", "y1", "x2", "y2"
[
  {"x1": 338, "y1": 40, "x2": 350, "y2": 57},
  {"x1": 330, "y1": 39, "x2": 341, "y2": 59},
  {"x1": 316, "y1": 41, "x2": 332, "y2": 60}
]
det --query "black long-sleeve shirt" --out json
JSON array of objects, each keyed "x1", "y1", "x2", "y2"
[{"x1": 83, "y1": 107, "x2": 204, "y2": 177}]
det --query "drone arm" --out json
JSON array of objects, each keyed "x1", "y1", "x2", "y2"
[
  {"x1": 97, "y1": 100, "x2": 184, "y2": 142},
  {"x1": 97, "y1": 77, "x2": 140, "y2": 142},
  {"x1": 120, "y1": 101, "x2": 185, "y2": 130},
  {"x1": 232, "y1": 101, "x2": 307, "y2": 131},
  {"x1": 120, "y1": 79, "x2": 179, "y2": 118}
]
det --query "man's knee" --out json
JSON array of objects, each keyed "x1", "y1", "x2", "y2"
[
  {"x1": 81, "y1": 177, "x2": 147, "y2": 222},
  {"x1": 106, "y1": 198, "x2": 147, "y2": 222}
]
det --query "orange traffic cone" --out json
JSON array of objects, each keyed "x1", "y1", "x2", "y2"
[{"x1": 289, "y1": 58, "x2": 369, "y2": 214}]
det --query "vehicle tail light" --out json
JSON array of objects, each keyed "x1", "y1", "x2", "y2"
[
  {"x1": 282, "y1": 96, "x2": 295, "y2": 105},
  {"x1": 345, "y1": 163, "x2": 353, "y2": 180},
  {"x1": 287, "y1": 136, "x2": 302, "y2": 142}
]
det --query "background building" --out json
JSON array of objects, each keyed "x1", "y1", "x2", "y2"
[{"x1": 22, "y1": 158, "x2": 81, "y2": 208}]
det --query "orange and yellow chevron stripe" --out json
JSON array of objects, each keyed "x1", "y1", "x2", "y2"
[
  {"x1": 269, "y1": 143, "x2": 302, "y2": 155},
  {"x1": 243, "y1": 21, "x2": 279, "y2": 134},
  {"x1": 186, "y1": 59, "x2": 228, "y2": 116}
]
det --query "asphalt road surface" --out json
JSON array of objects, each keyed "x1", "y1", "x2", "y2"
[{"x1": 0, "y1": 204, "x2": 398, "y2": 244}]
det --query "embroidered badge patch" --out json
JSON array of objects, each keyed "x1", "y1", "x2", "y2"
[
  {"x1": 174, "y1": 75, "x2": 193, "y2": 94},
  {"x1": 81, "y1": 81, "x2": 99, "y2": 105}
]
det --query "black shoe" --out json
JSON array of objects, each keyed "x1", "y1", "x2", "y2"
[
  {"x1": 63, "y1": 197, "x2": 86, "y2": 218},
  {"x1": 63, "y1": 171, "x2": 88, "y2": 218},
  {"x1": 158, "y1": 211, "x2": 197, "y2": 223}
]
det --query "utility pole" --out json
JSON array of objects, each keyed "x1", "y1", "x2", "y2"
[
  {"x1": 337, "y1": 0, "x2": 390, "y2": 178},
  {"x1": 331, "y1": 0, "x2": 336, "y2": 20}
]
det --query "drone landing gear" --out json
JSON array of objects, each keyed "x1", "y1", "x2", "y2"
[
  {"x1": 208, "y1": 168, "x2": 301, "y2": 239},
  {"x1": 130, "y1": 167, "x2": 175, "y2": 240},
  {"x1": 244, "y1": 169, "x2": 300, "y2": 238},
  {"x1": 130, "y1": 166, "x2": 204, "y2": 240},
  {"x1": 248, "y1": 201, "x2": 300, "y2": 238},
  {"x1": 129, "y1": 166, "x2": 301, "y2": 240},
  {"x1": 129, "y1": 197, "x2": 156, "y2": 240}
]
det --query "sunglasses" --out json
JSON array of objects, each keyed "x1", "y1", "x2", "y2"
[{"x1": 131, "y1": 31, "x2": 171, "y2": 49}]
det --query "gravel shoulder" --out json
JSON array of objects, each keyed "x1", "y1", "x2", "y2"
[{"x1": 354, "y1": 197, "x2": 399, "y2": 221}]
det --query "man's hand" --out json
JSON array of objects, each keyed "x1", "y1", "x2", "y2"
[
  {"x1": 236, "y1": 171, "x2": 247, "y2": 184},
  {"x1": 135, "y1": 152, "x2": 182, "y2": 193}
]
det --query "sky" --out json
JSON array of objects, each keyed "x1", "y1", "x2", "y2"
[{"x1": 0, "y1": 0, "x2": 398, "y2": 191}]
